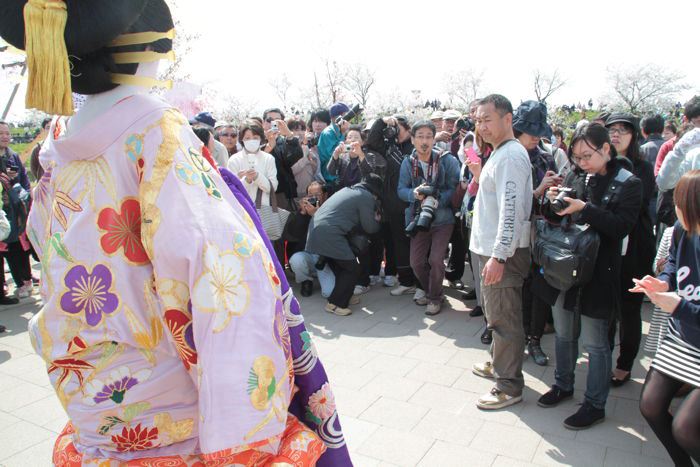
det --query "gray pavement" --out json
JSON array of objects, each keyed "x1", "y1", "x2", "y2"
[{"x1": 0, "y1": 275, "x2": 674, "y2": 466}]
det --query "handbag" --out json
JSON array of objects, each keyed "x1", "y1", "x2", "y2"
[
  {"x1": 532, "y1": 167, "x2": 633, "y2": 291},
  {"x1": 533, "y1": 217, "x2": 600, "y2": 291},
  {"x1": 255, "y1": 188, "x2": 291, "y2": 241}
]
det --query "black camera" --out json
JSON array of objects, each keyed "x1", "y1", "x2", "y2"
[
  {"x1": 307, "y1": 196, "x2": 319, "y2": 207},
  {"x1": 451, "y1": 117, "x2": 475, "y2": 141},
  {"x1": 382, "y1": 125, "x2": 398, "y2": 145},
  {"x1": 551, "y1": 187, "x2": 576, "y2": 214},
  {"x1": 335, "y1": 103, "x2": 364, "y2": 125},
  {"x1": 314, "y1": 256, "x2": 327, "y2": 271},
  {"x1": 307, "y1": 134, "x2": 319, "y2": 148},
  {"x1": 405, "y1": 185, "x2": 440, "y2": 236}
]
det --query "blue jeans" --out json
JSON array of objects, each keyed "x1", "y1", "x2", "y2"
[
  {"x1": 289, "y1": 251, "x2": 335, "y2": 298},
  {"x1": 552, "y1": 292, "x2": 611, "y2": 410}
]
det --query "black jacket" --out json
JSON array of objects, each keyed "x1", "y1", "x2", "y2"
[
  {"x1": 620, "y1": 156, "x2": 656, "y2": 298},
  {"x1": 365, "y1": 118, "x2": 414, "y2": 219},
  {"x1": 533, "y1": 158, "x2": 643, "y2": 319},
  {"x1": 270, "y1": 135, "x2": 303, "y2": 200}
]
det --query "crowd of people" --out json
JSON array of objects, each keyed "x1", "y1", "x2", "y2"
[
  {"x1": 176, "y1": 94, "x2": 699, "y2": 462},
  {"x1": 2, "y1": 89, "x2": 700, "y2": 463}
]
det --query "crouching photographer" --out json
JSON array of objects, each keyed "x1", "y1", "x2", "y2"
[
  {"x1": 534, "y1": 123, "x2": 642, "y2": 430},
  {"x1": 398, "y1": 120, "x2": 461, "y2": 315},
  {"x1": 305, "y1": 174, "x2": 383, "y2": 316}
]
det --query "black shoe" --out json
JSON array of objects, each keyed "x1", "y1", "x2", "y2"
[
  {"x1": 300, "y1": 280, "x2": 313, "y2": 297},
  {"x1": 537, "y1": 386, "x2": 574, "y2": 408},
  {"x1": 0, "y1": 296, "x2": 19, "y2": 305},
  {"x1": 528, "y1": 338, "x2": 549, "y2": 366},
  {"x1": 469, "y1": 305, "x2": 484, "y2": 317},
  {"x1": 480, "y1": 328, "x2": 493, "y2": 345},
  {"x1": 610, "y1": 371, "x2": 631, "y2": 387},
  {"x1": 461, "y1": 289, "x2": 477, "y2": 301},
  {"x1": 563, "y1": 403, "x2": 605, "y2": 430}
]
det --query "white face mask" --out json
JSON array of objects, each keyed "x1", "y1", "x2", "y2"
[{"x1": 244, "y1": 139, "x2": 260, "y2": 153}]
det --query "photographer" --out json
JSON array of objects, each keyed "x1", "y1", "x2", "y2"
[
  {"x1": 261, "y1": 108, "x2": 304, "y2": 210},
  {"x1": 327, "y1": 125, "x2": 384, "y2": 190},
  {"x1": 535, "y1": 123, "x2": 642, "y2": 430},
  {"x1": 398, "y1": 120, "x2": 460, "y2": 316},
  {"x1": 305, "y1": 174, "x2": 383, "y2": 316},
  {"x1": 0, "y1": 120, "x2": 32, "y2": 302},
  {"x1": 365, "y1": 116, "x2": 420, "y2": 296},
  {"x1": 318, "y1": 102, "x2": 353, "y2": 184},
  {"x1": 287, "y1": 182, "x2": 335, "y2": 298},
  {"x1": 514, "y1": 100, "x2": 561, "y2": 367}
]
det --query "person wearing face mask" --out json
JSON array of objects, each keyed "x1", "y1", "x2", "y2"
[
  {"x1": 604, "y1": 113, "x2": 656, "y2": 388},
  {"x1": 512, "y1": 100, "x2": 560, "y2": 367},
  {"x1": 227, "y1": 121, "x2": 278, "y2": 206},
  {"x1": 536, "y1": 123, "x2": 642, "y2": 429}
]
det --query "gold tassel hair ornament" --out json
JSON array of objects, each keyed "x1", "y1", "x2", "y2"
[{"x1": 23, "y1": 0, "x2": 73, "y2": 116}]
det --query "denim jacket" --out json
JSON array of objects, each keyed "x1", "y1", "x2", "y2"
[{"x1": 397, "y1": 149, "x2": 460, "y2": 228}]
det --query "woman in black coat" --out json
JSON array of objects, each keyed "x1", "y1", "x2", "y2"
[
  {"x1": 533, "y1": 123, "x2": 642, "y2": 430},
  {"x1": 605, "y1": 113, "x2": 656, "y2": 386}
]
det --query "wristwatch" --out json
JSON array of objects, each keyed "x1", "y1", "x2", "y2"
[{"x1": 495, "y1": 257, "x2": 506, "y2": 264}]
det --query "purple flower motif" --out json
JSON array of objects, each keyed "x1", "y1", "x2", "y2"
[
  {"x1": 85, "y1": 368, "x2": 152, "y2": 405},
  {"x1": 60, "y1": 264, "x2": 119, "y2": 327}
]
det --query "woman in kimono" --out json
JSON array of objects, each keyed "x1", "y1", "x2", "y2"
[{"x1": 0, "y1": 1, "x2": 351, "y2": 465}]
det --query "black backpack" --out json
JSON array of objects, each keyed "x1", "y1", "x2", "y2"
[{"x1": 532, "y1": 168, "x2": 633, "y2": 291}]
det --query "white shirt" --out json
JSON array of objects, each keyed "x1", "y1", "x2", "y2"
[{"x1": 227, "y1": 149, "x2": 278, "y2": 205}]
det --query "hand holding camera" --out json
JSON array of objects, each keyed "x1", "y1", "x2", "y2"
[
  {"x1": 332, "y1": 144, "x2": 344, "y2": 160},
  {"x1": 548, "y1": 185, "x2": 585, "y2": 216},
  {"x1": 535, "y1": 171, "x2": 563, "y2": 198}
]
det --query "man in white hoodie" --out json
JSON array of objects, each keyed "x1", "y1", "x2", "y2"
[{"x1": 469, "y1": 95, "x2": 533, "y2": 410}]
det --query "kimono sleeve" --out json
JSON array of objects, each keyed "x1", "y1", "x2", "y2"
[{"x1": 137, "y1": 109, "x2": 292, "y2": 454}]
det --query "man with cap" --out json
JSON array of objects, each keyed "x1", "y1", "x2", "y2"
[
  {"x1": 190, "y1": 111, "x2": 230, "y2": 168},
  {"x1": 318, "y1": 102, "x2": 351, "y2": 184},
  {"x1": 435, "y1": 109, "x2": 461, "y2": 152},
  {"x1": 512, "y1": 100, "x2": 560, "y2": 367},
  {"x1": 429, "y1": 110, "x2": 444, "y2": 133}
]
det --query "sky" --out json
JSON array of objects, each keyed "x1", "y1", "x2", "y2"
[{"x1": 2, "y1": 0, "x2": 699, "y2": 121}]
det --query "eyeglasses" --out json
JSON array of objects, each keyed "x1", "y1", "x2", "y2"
[
  {"x1": 572, "y1": 147, "x2": 602, "y2": 164},
  {"x1": 608, "y1": 127, "x2": 631, "y2": 136},
  {"x1": 219, "y1": 133, "x2": 237, "y2": 138}
]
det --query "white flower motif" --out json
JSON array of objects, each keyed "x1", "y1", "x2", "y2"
[
  {"x1": 192, "y1": 243, "x2": 250, "y2": 332},
  {"x1": 289, "y1": 430, "x2": 316, "y2": 452},
  {"x1": 308, "y1": 382, "x2": 336, "y2": 421}
]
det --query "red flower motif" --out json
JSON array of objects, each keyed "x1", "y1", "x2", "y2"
[
  {"x1": 164, "y1": 308, "x2": 197, "y2": 370},
  {"x1": 97, "y1": 198, "x2": 149, "y2": 265},
  {"x1": 111, "y1": 423, "x2": 159, "y2": 452}
]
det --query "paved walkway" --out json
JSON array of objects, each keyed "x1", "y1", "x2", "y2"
[{"x1": 0, "y1": 277, "x2": 674, "y2": 466}]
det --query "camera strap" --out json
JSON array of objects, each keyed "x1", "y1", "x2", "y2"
[{"x1": 411, "y1": 151, "x2": 439, "y2": 185}]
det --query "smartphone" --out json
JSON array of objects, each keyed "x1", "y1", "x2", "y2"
[{"x1": 466, "y1": 147, "x2": 480, "y2": 165}]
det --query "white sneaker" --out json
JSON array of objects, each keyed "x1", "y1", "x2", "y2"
[
  {"x1": 413, "y1": 288, "x2": 426, "y2": 302},
  {"x1": 472, "y1": 361, "x2": 495, "y2": 379},
  {"x1": 15, "y1": 284, "x2": 32, "y2": 299},
  {"x1": 383, "y1": 275, "x2": 398, "y2": 287},
  {"x1": 476, "y1": 387, "x2": 522, "y2": 410},
  {"x1": 353, "y1": 285, "x2": 370, "y2": 295},
  {"x1": 390, "y1": 285, "x2": 415, "y2": 296},
  {"x1": 369, "y1": 275, "x2": 382, "y2": 286}
]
